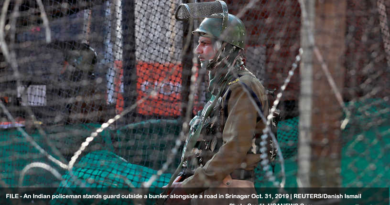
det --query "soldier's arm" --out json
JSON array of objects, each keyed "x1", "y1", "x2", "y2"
[{"x1": 180, "y1": 82, "x2": 264, "y2": 194}]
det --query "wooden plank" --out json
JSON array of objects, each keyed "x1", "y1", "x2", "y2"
[
  {"x1": 311, "y1": 0, "x2": 346, "y2": 187},
  {"x1": 299, "y1": 0, "x2": 346, "y2": 187}
]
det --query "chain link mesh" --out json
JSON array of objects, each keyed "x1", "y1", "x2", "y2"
[{"x1": 0, "y1": 0, "x2": 389, "y2": 204}]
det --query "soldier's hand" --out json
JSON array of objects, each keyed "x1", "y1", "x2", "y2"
[
  {"x1": 163, "y1": 176, "x2": 191, "y2": 205},
  {"x1": 163, "y1": 176, "x2": 182, "y2": 194}
]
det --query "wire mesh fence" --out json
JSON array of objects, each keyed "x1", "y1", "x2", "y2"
[{"x1": 0, "y1": 0, "x2": 389, "y2": 204}]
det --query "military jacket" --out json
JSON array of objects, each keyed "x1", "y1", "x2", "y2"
[{"x1": 181, "y1": 70, "x2": 272, "y2": 194}]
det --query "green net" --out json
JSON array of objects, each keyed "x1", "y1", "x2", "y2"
[
  {"x1": 4, "y1": 98, "x2": 385, "y2": 185},
  {"x1": 0, "y1": 0, "x2": 389, "y2": 204},
  {"x1": 1, "y1": 124, "x2": 113, "y2": 187},
  {"x1": 47, "y1": 98, "x2": 389, "y2": 204}
]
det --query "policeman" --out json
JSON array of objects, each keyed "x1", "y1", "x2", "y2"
[{"x1": 165, "y1": 4, "x2": 274, "y2": 205}]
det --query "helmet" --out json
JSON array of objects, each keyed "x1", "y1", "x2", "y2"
[{"x1": 193, "y1": 14, "x2": 246, "y2": 49}]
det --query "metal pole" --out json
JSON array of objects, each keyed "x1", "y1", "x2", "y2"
[
  {"x1": 180, "y1": 0, "x2": 194, "y2": 120},
  {"x1": 121, "y1": 0, "x2": 137, "y2": 124}
]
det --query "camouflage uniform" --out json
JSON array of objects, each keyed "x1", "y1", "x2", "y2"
[
  {"x1": 169, "y1": 3, "x2": 276, "y2": 204},
  {"x1": 181, "y1": 68, "x2": 270, "y2": 203}
]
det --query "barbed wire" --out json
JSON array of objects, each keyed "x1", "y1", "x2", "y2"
[
  {"x1": 0, "y1": 1, "x2": 388, "y2": 204},
  {"x1": 0, "y1": 0, "x2": 68, "y2": 169}
]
